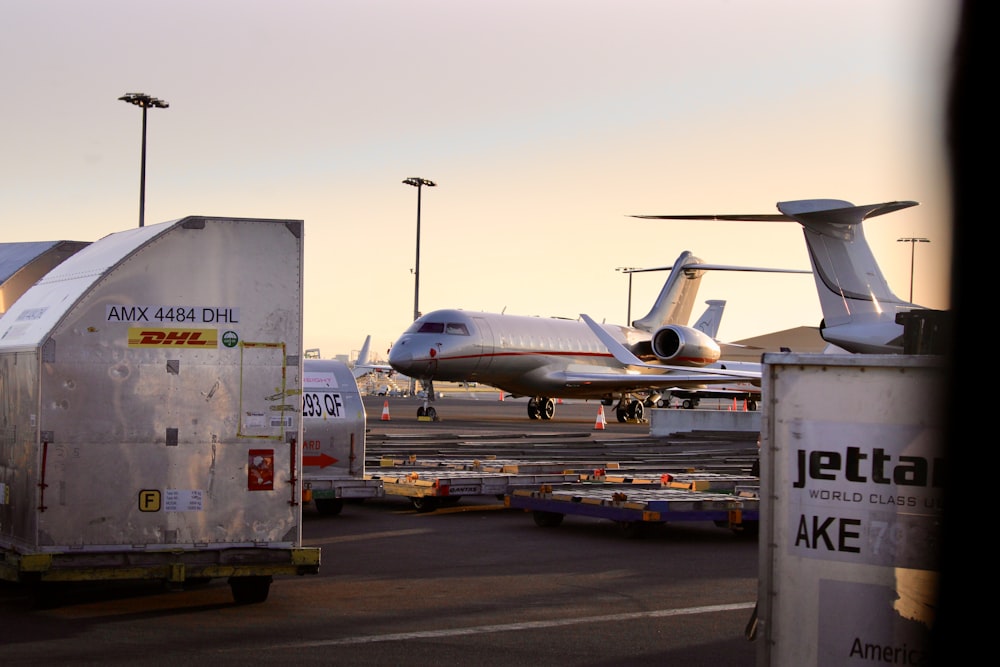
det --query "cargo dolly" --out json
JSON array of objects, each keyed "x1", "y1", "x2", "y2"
[
  {"x1": 505, "y1": 484, "x2": 759, "y2": 538},
  {"x1": 371, "y1": 469, "x2": 583, "y2": 512},
  {"x1": 303, "y1": 475, "x2": 386, "y2": 515}
]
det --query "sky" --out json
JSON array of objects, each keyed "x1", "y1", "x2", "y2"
[{"x1": 2, "y1": 1, "x2": 959, "y2": 363}]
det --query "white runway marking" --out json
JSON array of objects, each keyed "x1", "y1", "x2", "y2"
[{"x1": 264, "y1": 601, "x2": 756, "y2": 648}]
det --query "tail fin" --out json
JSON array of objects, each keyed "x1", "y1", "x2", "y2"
[
  {"x1": 776, "y1": 199, "x2": 916, "y2": 326},
  {"x1": 692, "y1": 300, "x2": 726, "y2": 339},
  {"x1": 628, "y1": 252, "x2": 810, "y2": 333},
  {"x1": 356, "y1": 335, "x2": 372, "y2": 367},
  {"x1": 631, "y1": 251, "x2": 706, "y2": 332},
  {"x1": 632, "y1": 199, "x2": 920, "y2": 353}
]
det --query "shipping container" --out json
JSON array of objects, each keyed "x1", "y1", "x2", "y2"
[
  {"x1": 755, "y1": 353, "x2": 944, "y2": 666},
  {"x1": 0, "y1": 216, "x2": 319, "y2": 604},
  {"x1": 301, "y1": 359, "x2": 383, "y2": 515}
]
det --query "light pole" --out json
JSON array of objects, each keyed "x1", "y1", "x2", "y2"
[
  {"x1": 616, "y1": 267, "x2": 639, "y2": 324},
  {"x1": 119, "y1": 92, "x2": 169, "y2": 227},
  {"x1": 403, "y1": 177, "x2": 437, "y2": 322},
  {"x1": 403, "y1": 177, "x2": 436, "y2": 395},
  {"x1": 896, "y1": 237, "x2": 930, "y2": 302}
]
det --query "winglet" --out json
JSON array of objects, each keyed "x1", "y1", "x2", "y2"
[{"x1": 580, "y1": 314, "x2": 647, "y2": 366}]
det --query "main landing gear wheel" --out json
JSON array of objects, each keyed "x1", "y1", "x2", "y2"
[
  {"x1": 616, "y1": 399, "x2": 644, "y2": 422},
  {"x1": 527, "y1": 397, "x2": 555, "y2": 420},
  {"x1": 416, "y1": 405, "x2": 437, "y2": 419}
]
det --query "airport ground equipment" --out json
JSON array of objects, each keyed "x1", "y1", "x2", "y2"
[
  {"x1": 301, "y1": 358, "x2": 384, "y2": 515},
  {"x1": 505, "y1": 483, "x2": 759, "y2": 538},
  {"x1": 755, "y1": 353, "x2": 944, "y2": 666},
  {"x1": 372, "y1": 467, "x2": 583, "y2": 512},
  {"x1": 0, "y1": 217, "x2": 319, "y2": 604}
]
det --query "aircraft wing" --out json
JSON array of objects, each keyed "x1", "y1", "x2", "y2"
[
  {"x1": 353, "y1": 361, "x2": 395, "y2": 379},
  {"x1": 554, "y1": 368, "x2": 757, "y2": 394},
  {"x1": 580, "y1": 314, "x2": 760, "y2": 379}
]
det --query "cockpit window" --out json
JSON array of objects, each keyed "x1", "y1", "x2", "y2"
[
  {"x1": 417, "y1": 322, "x2": 445, "y2": 334},
  {"x1": 445, "y1": 322, "x2": 469, "y2": 335}
]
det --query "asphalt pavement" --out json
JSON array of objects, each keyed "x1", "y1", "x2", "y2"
[{"x1": 1, "y1": 397, "x2": 761, "y2": 667}]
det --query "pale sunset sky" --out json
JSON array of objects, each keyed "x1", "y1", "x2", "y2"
[{"x1": 1, "y1": 1, "x2": 958, "y2": 361}]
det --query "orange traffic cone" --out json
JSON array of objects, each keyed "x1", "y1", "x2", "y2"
[
  {"x1": 498, "y1": 391, "x2": 504, "y2": 402},
  {"x1": 381, "y1": 400, "x2": 391, "y2": 421},
  {"x1": 594, "y1": 405, "x2": 607, "y2": 430}
]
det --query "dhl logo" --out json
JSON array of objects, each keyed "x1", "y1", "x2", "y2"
[{"x1": 128, "y1": 327, "x2": 218, "y2": 348}]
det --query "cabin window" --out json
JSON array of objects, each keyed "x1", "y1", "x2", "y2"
[
  {"x1": 417, "y1": 322, "x2": 445, "y2": 334},
  {"x1": 445, "y1": 322, "x2": 469, "y2": 335}
]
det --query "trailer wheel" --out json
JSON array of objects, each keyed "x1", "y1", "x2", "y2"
[
  {"x1": 681, "y1": 399, "x2": 694, "y2": 409},
  {"x1": 618, "y1": 521, "x2": 648, "y2": 539},
  {"x1": 410, "y1": 497, "x2": 439, "y2": 512},
  {"x1": 229, "y1": 575, "x2": 272, "y2": 605},
  {"x1": 315, "y1": 498, "x2": 345, "y2": 516},
  {"x1": 184, "y1": 577, "x2": 213, "y2": 588},
  {"x1": 733, "y1": 521, "x2": 760, "y2": 538},
  {"x1": 532, "y1": 510, "x2": 564, "y2": 527}
]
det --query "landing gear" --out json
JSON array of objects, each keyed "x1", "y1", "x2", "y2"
[
  {"x1": 615, "y1": 398, "x2": 645, "y2": 422},
  {"x1": 416, "y1": 379, "x2": 438, "y2": 420},
  {"x1": 527, "y1": 397, "x2": 556, "y2": 420}
]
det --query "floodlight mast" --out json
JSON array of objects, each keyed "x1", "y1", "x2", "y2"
[
  {"x1": 615, "y1": 267, "x2": 641, "y2": 325},
  {"x1": 119, "y1": 92, "x2": 169, "y2": 227},
  {"x1": 896, "y1": 236, "x2": 930, "y2": 302},
  {"x1": 402, "y1": 177, "x2": 437, "y2": 323},
  {"x1": 402, "y1": 177, "x2": 436, "y2": 397}
]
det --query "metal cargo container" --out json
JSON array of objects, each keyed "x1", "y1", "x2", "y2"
[
  {"x1": 0, "y1": 216, "x2": 319, "y2": 604},
  {"x1": 301, "y1": 359, "x2": 382, "y2": 515},
  {"x1": 756, "y1": 353, "x2": 944, "y2": 666},
  {"x1": 0, "y1": 240, "x2": 89, "y2": 316}
]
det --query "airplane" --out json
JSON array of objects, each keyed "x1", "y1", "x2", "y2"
[
  {"x1": 352, "y1": 334, "x2": 395, "y2": 380},
  {"x1": 387, "y1": 251, "x2": 809, "y2": 421},
  {"x1": 631, "y1": 199, "x2": 938, "y2": 354}
]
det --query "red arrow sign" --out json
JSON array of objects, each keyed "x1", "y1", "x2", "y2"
[{"x1": 303, "y1": 453, "x2": 338, "y2": 468}]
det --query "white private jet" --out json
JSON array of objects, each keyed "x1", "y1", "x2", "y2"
[
  {"x1": 632, "y1": 199, "x2": 946, "y2": 354},
  {"x1": 387, "y1": 251, "x2": 809, "y2": 421}
]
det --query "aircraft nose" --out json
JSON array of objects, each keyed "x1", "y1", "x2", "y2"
[{"x1": 388, "y1": 340, "x2": 410, "y2": 369}]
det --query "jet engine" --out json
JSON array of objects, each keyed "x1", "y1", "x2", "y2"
[{"x1": 648, "y1": 325, "x2": 721, "y2": 366}]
